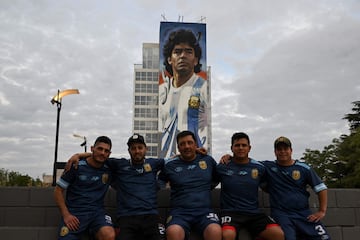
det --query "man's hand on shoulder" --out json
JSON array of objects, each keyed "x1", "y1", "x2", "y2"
[
  {"x1": 219, "y1": 154, "x2": 231, "y2": 164},
  {"x1": 64, "y1": 153, "x2": 91, "y2": 171},
  {"x1": 196, "y1": 147, "x2": 207, "y2": 155}
]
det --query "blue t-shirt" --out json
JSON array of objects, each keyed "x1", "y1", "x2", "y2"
[
  {"x1": 216, "y1": 158, "x2": 265, "y2": 214},
  {"x1": 57, "y1": 158, "x2": 112, "y2": 213},
  {"x1": 262, "y1": 160, "x2": 327, "y2": 217},
  {"x1": 107, "y1": 157, "x2": 164, "y2": 217},
  {"x1": 159, "y1": 154, "x2": 218, "y2": 210}
]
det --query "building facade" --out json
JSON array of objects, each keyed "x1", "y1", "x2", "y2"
[{"x1": 133, "y1": 43, "x2": 160, "y2": 157}]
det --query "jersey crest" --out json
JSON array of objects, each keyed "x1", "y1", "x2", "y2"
[
  {"x1": 144, "y1": 163, "x2": 152, "y2": 172},
  {"x1": 292, "y1": 170, "x2": 301, "y2": 180},
  {"x1": 188, "y1": 95, "x2": 200, "y2": 109},
  {"x1": 199, "y1": 160, "x2": 207, "y2": 169},
  {"x1": 60, "y1": 226, "x2": 69, "y2": 236},
  {"x1": 102, "y1": 173, "x2": 109, "y2": 184},
  {"x1": 251, "y1": 168, "x2": 259, "y2": 179}
]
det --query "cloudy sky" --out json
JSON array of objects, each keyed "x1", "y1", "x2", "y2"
[{"x1": 1, "y1": 0, "x2": 359, "y2": 179}]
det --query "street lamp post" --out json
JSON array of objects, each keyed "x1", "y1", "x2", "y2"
[
  {"x1": 51, "y1": 89, "x2": 79, "y2": 186},
  {"x1": 73, "y1": 133, "x2": 87, "y2": 152}
]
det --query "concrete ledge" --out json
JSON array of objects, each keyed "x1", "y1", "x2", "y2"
[
  {"x1": 0, "y1": 227, "x2": 57, "y2": 240},
  {"x1": 342, "y1": 226, "x2": 360, "y2": 239},
  {"x1": 326, "y1": 226, "x2": 342, "y2": 240},
  {"x1": 335, "y1": 189, "x2": 360, "y2": 207},
  {"x1": 0, "y1": 187, "x2": 359, "y2": 240}
]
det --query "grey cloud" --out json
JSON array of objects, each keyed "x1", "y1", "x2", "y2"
[{"x1": 1, "y1": 0, "x2": 359, "y2": 178}]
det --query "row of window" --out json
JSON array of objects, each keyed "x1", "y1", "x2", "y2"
[
  {"x1": 143, "y1": 47, "x2": 159, "y2": 69},
  {"x1": 135, "y1": 83, "x2": 159, "y2": 94},
  {"x1": 134, "y1": 120, "x2": 158, "y2": 131},
  {"x1": 135, "y1": 96, "x2": 158, "y2": 106},
  {"x1": 146, "y1": 146, "x2": 158, "y2": 157},
  {"x1": 134, "y1": 108, "x2": 158, "y2": 118},
  {"x1": 135, "y1": 71, "x2": 159, "y2": 82},
  {"x1": 143, "y1": 61, "x2": 159, "y2": 69},
  {"x1": 144, "y1": 133, "x2": 159, "y2": 143}
]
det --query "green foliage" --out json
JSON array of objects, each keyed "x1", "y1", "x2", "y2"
[
  {"x1": 343, "y1": 101, "x2": 360, "y2": 132},
  {"x1": 302, "y1": 101, "x2": 360, "y2": 188},
  {"x1": 302, "y1": 141, "x2": 339, "y2": 186},
  {"x1": 0, "y1": 168, "x2": 43, "y2": 187},
  {"x1": 336, "y1": 131, "x2": 360, "y2": 188},
  {"x1": 302, "y1": 134, "x2": 360, "y2": 188}
]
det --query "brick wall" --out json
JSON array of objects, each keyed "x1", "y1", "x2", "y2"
[{"x1": 0, "y1": 187, "x2": 359, "y2": 240}]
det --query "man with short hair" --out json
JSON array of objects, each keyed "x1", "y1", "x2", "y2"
[
  {"x1": 159, "y1": 130, "x2": 221, "y2": 240},
  {"x1": 263, "y1": 136, "x2": 331, "y2": 240},
  {"x1": 68, "y1": 134, "x2": 165, "y2": 240},
  {"x1": 216, "y1": 132, "x2": 284, "y2": 240},
  {"x1": 54, "y1": 136, "x2": 115, "y2": 240}
]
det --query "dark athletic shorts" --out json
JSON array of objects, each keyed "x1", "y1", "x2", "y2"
[{"x1": 221, "y1": 212, "x2": 278, "y2": 237}]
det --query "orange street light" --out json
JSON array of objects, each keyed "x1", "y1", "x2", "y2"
[{"x1": 51, "y1": 89, "x2": 80, "y2": 186}]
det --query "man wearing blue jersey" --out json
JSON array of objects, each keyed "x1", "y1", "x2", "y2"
[
  {"x1": 109, "y1": 134, "x2": 165, "y2": 240},
  {"x1": 67, "y1": 133, "x2": 208, "y2": 240},
  {"x1": 68, "y1": 134, "x2": 165, "y2": 240},
  {"x1": 215, "y1": 132, "x2": 284, "y2": 240},
  {"x1": 263, "y1": 136, "x2": 331, "y2": 240},
  {"x1": 54, "y1": 136, "x2": 115, "y2": 240},
  {"x1": 158, "y1": 130, "x2": 221, "y2": 240}
]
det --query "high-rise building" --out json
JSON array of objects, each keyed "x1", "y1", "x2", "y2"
[
  {"x1": 132, "y1": 43, "x2": 160, "y2": 157},
  {"x1": 132, "y1": 43, "x2": 212, "y2": 157}
]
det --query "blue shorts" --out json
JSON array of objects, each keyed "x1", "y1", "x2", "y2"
[
  {"x1": 166, "y1": 208, "x2": 220, "y2": 237},
  {"x1": 57, "y1": 210, "x2": 113, "y2": 240},
  {"x1": 273, "y1": 214, "x2": 331, "y2": 240}
]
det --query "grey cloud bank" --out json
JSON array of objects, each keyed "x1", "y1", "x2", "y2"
[{"x1": 0, "y1": 0, "x2": 359, "y2": 178}]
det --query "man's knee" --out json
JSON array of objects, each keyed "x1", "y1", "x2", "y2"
[
  {"x1": 166, "y1": 224, "x2": 185, "y2": 240},
  {"x1": 222, "y1": 228, "x2": 236, "y2": 240},
  {"x1": 203, "y1": 223, "x2": 222, "y2": 240},
  {"x1": 96, "y1": 226, "x2": 115, "y2": 240}
]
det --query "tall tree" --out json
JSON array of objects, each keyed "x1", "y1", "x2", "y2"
[
  {"x1": 343, "y1": 101, "x2": 360, "y2": 132},
  {"x1": 335, "y1": 131, "x2": 360, "y2": 187}
]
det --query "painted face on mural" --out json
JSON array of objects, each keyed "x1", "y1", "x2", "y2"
[{"x1": 168, "y1": 43, "x2": 198, "y2": 78}]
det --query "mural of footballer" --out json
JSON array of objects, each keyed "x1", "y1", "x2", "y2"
[{"x1": 159, "y1": 23, "x2": 209, "y2": 158}]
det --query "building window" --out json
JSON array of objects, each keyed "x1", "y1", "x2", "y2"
[
  {"x1": 147, "y1": 146, "x2": 158, "y2": 156},
  {"x1": 134, "y1": 83, "x2": 158, "y2": 94},
  {"x1": 135, "y1": 96, "x2": 158, "y2": 106},
  {"x1": 134, "y1": 108, "x2": 158, "y2": 118},
  {"x1": 134, "y1": 120, "x2": 158, "y2": 131},
  {"x1": 143, "y1": 47, "x2": 159, "y2": 69},
  {"x1": 145, "y1": 133, "x2": 159, "y2": 143}
]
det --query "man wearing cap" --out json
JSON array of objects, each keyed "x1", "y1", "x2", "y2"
[
  {"x1": 262, "y1": 136, "x2": 331, "y2": 240},
  {"x1": 108, "y1": 133, "x2": 165, "y2": 240},
  {"x1": 67, "y1": 133, "x2": 165, "y2": 240}
]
